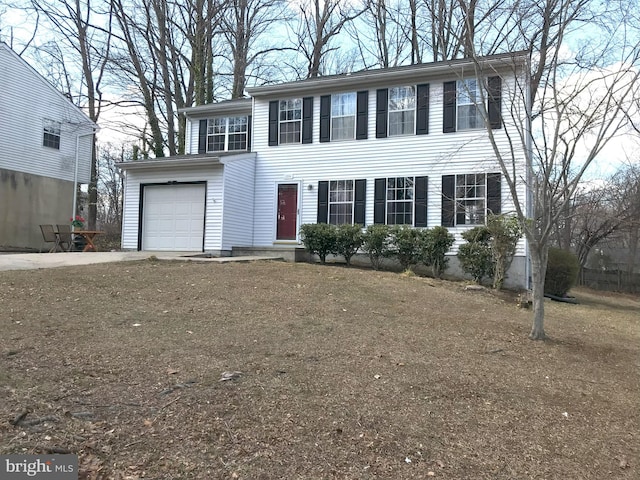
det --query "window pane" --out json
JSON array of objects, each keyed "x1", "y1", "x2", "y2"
[
  {"x1": 455, "y1": 173, "x2": 487, "y2": 225},
  {"x1": 328, "y1": 179, "x2": 354, "y2": 225},
  {"x1": 228, "y1": 133, "x2": 247, "y2": 151},
  {"x1": 280, "y1": 121, "x2": 301, "y2": 144},
  {"x1": 387, "y1": 201, "x2": 413, "y2": 225}
]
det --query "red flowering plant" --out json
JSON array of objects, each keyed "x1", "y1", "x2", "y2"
[{"x1": 70, "y1": 215, "x2": 85, "y2": 229}]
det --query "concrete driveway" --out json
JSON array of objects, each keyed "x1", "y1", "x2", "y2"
[{"x1": 0, "y1": 252, "x2": 282, "y2": 272}]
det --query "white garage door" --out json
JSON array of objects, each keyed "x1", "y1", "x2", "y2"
[{"x1": 142, "y1": 184, "x2": 206, "y2": 251}]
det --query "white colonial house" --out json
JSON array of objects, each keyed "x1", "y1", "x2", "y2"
[
  {"x1": 118, "y1": 52, "x2": 530, "y2": 288},
  {"x1": 0, "y1": 42, "x2": 96, "y2": 251}
]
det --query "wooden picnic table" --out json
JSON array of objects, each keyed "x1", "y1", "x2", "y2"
[{"x1": 72, "y1": 230, "x2": 104, "y2": 252}]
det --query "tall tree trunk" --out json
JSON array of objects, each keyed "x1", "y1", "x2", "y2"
[{"x1": 529, "y1": 242, "x2": 549, "y2": 340}]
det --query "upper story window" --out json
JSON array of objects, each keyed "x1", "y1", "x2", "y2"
[
  {"x1": 43, "y1": 119, "x2": 61, "y2": 149},
  {"x1": 443, "y1": 76, "x2": 502, "y2": 133},
  {"x1": 388, "y1": 86, "x2": 416, "y2": 136},
  {"x1": 207, "y1": 116, "x2": 248, "y2": 152},
  {"x1": 331, "y1": 93, "x2": 356, "y2": 141},
  {"x1": 457, "y1": 79, "x2": 484, "y2": 130},
  {"x1": 279, "y1": 98, "x2": 302, "y2": 144}
]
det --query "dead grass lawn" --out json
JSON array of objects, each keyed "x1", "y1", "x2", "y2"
[{"x1": 1, "y1": 260, "x2": 638, "y2": 479}]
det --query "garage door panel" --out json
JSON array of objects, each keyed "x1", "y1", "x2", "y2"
[{"x1": 142, "y1": 184, "x2": 206, "y2": 251}]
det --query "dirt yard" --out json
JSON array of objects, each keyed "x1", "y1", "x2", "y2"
[{"x1": 1, "y1": 260, "x2": 638, "y2": 479}]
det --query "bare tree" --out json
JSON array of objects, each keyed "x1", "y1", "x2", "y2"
[
  {"x1": 220, "y1": 0, "x2": 292, "y2": 99},
  {"x1": 96, "y1": 142, "x2": 126, "y2": 229},
  {"x1": 30, "y1": 0, "x2": 112, "y2": 230},
  {"x1": 464, "y1": 0, "x2": 640, "y2": 339},
  {"x1": 347, "y1": 1, "x2": 411, "y2": 68},
  {"x1": 292, "y1": 0, "x2": 365, "y2": 78}
]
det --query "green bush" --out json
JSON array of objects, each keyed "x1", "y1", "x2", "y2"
[
  {"x1": 487, "y1": 214, "x2": 522, "y2": 290},
  {"x1": 545, "y1": 248, "x2": 579, "y2": 297},
  {"x1": 419, "y1": 226, "x2": 454, "y2": 278},
  {"x1": 299, "y1": 223, "x2": 337, "y2": 264},
  {"x1": 458, "y1": 226, "x2": 494, "y2": 284},
  {"x1": 334, "y1": 224, "x2": 364, "y2": 266},
  {"x1": 389, "y1": 225, "x2": 420, "y2": 271},
  {"x1": 362, "y1": 224, "x2": 391, "y2": 270}
]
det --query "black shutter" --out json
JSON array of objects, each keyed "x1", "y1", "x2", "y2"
[
  {"x1": 198, "y1": 119, "x2": 207, "y2": 153},
  {"x1": 375, "y1": 89, "x2": 388, "y2": 138},
  {"x1": 414, "y1": 176, "x2": 428, "y2": 227},
  {"x1": 374, "y1": 178, "x2": 386, "y2": 224},
  {"x1": 488, "y1": 76, "x2": 502, "y2": 129},
  {"x1": 268, "y1": 100, "x2": 279, "y2": 146},
  {"x1": 487, "y1": 173, "x2": 501, "y2": 215},
  {"x1": 441, "y1": 175, "x2": 455, "y2": 227},
  {"x1": 354, "y1": 179, "x2": 366, "y2": 225},
  {"x1": 317, "y1": 181, "x2": 329, "y2": 223},
  {"x1": 443, "y1": 81, "x2": 457, "y2": 133},
  {"x1": 319, "y1": 95, "x2": 331, "y2": 142},
  {"x1": 416, "y1": 84, "x2": 429, "y2": 135},
  {"x1": 302, "y1": 96, "x2": 313, "y2": 144},
  {"x1": 246, "y1": 115, "x2": 252, "y2": 151},
  {"x1": 356, "y1": 90, "x2": 369, "y2": 140}
]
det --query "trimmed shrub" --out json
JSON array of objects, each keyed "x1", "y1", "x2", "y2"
[
  {"x1": 419, "y1": 226, "x2": 454, "y2": 278},
  {"x1": 334, "y1": 224, "x2": 364, "y2": 266},
  {"x1": 362, "y1": 224, "x2": 391, "y2": 270},
  {"x1": 300, "y1": 223, "x2": 337, "y2": 264},
  {"x1": 545, "y1": 248, "x2": 579, "y2": 297},
  {"x1": 389, "y1": 225, "x2": 420, "y2": 271},
  {"x1": 458, "y1": 226, "x2": 494, "y2": 284}
]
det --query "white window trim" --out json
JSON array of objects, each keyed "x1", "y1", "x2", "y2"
[
  {"x1": 456, "y1": 79, "x2": 485, "y2": 131},
  {"x1": 43, "y1": 119, "x2": 62, "y2": 149},
  {"x1": 330, "y1": 93, "x2": 356, "y2": 141},
  {"x1": 328, "y1": 179, "x2": 355, "y2": 225},
  {"x1": 455, "y1": 173, "x2": 487, "y2": 225},
  {"x1": 207, "y1": 116, "x2": 248, "y2": 152},
  {"x1": 279, "y1": 98, "x2": 303, "y2": 145},
  {"x1": 388, "y1": 86, "x2": 416, "y2": 136},
  {"x1": 386, "y1": 176, "x2": 415, "y2": 225}
]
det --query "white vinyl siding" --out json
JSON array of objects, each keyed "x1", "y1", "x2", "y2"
[
  {"x1": 0, "y1": 44, "x2": 94, "y2": 183},
  {"x1": 220, "y1": 155, "x2": 256, "y2": 250},
  {"x1": 121, "y1": 166, "x2": 224, "y2": 252},
  {"x1": 250, "y1": 80, "x2": 527, "y2": 257}
]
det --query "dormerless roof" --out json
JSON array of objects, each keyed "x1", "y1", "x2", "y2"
[{"x1": 246, "y1": 51, "x2": 529, "y2": 97}]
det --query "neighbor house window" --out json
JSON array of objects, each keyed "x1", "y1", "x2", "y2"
[
  {"x1": 457, "y1": 79, "x2": 485, "y2": 130},
  {"x1": 386, "y1": 176, "x2": 414, "y2": 225},
  {"x1": 331, "y1": 93, "x2": 356, "y2": 141},
  {"x1": 279, "y1": 98, "x2": 302, "y2": 144},
  {"x1": 207, "y1": 116, "x2": 248, "y2": 152},
  {"x1": 43, "y1": 120, "x2": 61, "y2": 149},
  {"x1": 388, "y1": 86, "x2": 415, "y2": 136},
  {"x1": 328, "y1": 180, "x2": 354, "y2": 224}
]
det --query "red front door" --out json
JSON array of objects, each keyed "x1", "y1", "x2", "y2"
[{"x1": 277, "y1": 184, "x2": 298, "y2": 240}]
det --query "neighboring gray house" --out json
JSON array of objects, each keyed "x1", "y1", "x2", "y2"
[
  {"x1": 118, "y1": 52, "x2": 530, "y2": 288},
  {"x1": 0, "y1": 42, "x2": 95, "y2": 251}
]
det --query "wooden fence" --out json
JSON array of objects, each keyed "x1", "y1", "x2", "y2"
[{"x1": 579, "y1": 268, "x2": 640, "y2": 294}]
